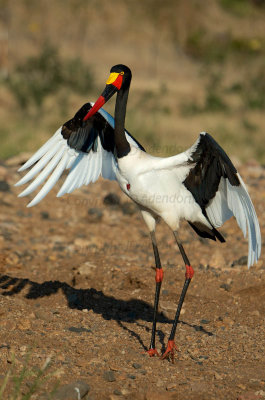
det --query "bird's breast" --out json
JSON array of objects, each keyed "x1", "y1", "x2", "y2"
[
  {"x1": 117, "y1": 165, "x2": 189, "y2": 214},
  {"x1": 115, "y1": 148, "x2": 202, "y2": 224}
]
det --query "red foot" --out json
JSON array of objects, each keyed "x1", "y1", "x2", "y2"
[
  {"x1": 161, "y1": 340, "x2": 178, "y2": 362},
  {"x1": 147, "y1": 348, "x2": 159, "y2": 357},
  {"x1": 185, "y1": 265, "x2": 194, "y2": 279},
  {"x1": 155, "y1": 268, "x2": 164, "y2": 283}
]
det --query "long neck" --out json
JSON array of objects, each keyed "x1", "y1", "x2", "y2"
[{"x1": 114, "y1": 85, "x2": 131, "y2": 158}]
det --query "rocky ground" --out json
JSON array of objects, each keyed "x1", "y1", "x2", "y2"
[{"x1": 0, "y1": 155, "x2": 264, "y2": 400}]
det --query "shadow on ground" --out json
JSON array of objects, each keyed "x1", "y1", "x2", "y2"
[{"x1": 0, "y1": 274, "x2": 213, "y2": 351}]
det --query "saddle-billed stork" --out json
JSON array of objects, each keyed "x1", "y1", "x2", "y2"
[{"x1": 16, "y1": 64, "x2": 261, "y2": 361}]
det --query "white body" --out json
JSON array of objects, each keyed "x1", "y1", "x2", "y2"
[{"x1": 116, "y1": 146, "x2": 208, "y2": 232}]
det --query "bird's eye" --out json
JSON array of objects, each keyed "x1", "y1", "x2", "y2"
[{"x1": 120, "y1": 72, "x2": 124, "y2": 76}]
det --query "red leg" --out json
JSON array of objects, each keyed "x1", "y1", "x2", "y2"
[
  {"x1": 147, "y1": 348, "x2": 159, "y2": 357},
  {"x1": 161, "y1": 340, "x2": 179, "y2": 362}
]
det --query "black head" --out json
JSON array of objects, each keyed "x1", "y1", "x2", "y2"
[
  {"x1": 83, "y1": 64, "x2": 132, "y2": 121},
  {"x1": 109, "y1": 64, "x2": 132, "y2": 89}
]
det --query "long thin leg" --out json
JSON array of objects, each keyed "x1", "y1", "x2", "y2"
[
  {"x1": 147, "y1": 231, "x2": 164, "y2": 357},
  {"x1": 161, "y1": 231, "x2": 194, "y2": 362}
]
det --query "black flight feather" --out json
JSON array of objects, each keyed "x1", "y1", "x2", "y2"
[
  {"x1": 61, "y1": 103, "x2": 145, "y2": 155},
  {"x1": 184, "y1": 133, "x2": 239, "y2": 242}
]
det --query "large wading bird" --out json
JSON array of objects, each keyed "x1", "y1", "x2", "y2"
[{"x1": 16, "y1": 64, "x2": 261, "y2": 361}]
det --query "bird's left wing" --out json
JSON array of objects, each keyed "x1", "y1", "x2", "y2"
[
  {"x1": 183, "y1": 132, "x2": 261, "y2": 267},
  {"x1": 15, "y1": 103, "x2": 144, "y2": 207}
]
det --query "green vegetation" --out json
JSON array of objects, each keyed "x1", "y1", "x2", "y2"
[
  {"x1": 219, "y1": 0, "x2": 265, "y2": 16},
  {"x1": 181, "y1": 73, "x2": 228, "y2": 115},
  {"x1": 185, "y1": 29, "x2": 264, "y2": 63},
  {"x1": 1, "y1": 0, "x2": 265, "y2": 164},
  {"x1": 0, "y1": 352, "x2": 58, "y2": 400},
  {"x1": 6, "y1": 44, "x2": 94, "y2": 110}
]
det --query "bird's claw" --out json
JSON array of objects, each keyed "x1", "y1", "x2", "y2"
[
  {"x1": 146, "y1": 348, "x2": 159, "y2": 357},
  {"x1": 161, "y1": 340, "x2": 178, "y2": 363}
]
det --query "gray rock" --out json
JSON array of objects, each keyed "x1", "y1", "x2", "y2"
[
  {"x1": 132, "y1": 362, "x2": 141, "y2": 369},
  {"x1": 113, "y1": 389, "x2": 122, "y2": 395},
  {"x1": 103, "y1": 193, "x2": 120, "y2": 206},
  {"x1": 67, "y1": 326, "x2": 92, "y2": 333},
  {"x1": 127, "y1": 374, "x2": 136, "y2": 380},
  {"x1": 103, "y1": 370, "x2": 116, "y2": 382},
  {"x1": 200, "y1": 319, "x2": 211, "y2": 324},
  {"x1": 87, "y1": 208, "x2": 103, "y2": 222},
  {"x1": 41, "y1": 211, "x2": 50, "y2": 220},
  {"x1": 42, "y1": 381, "x2": 90, "y2": 400},
  {"x1": 0, "y1": 180, "x2": 10, "y2": 192},
  {"x1": 121, "y1": 201, "x2": 138, "y2": 215},
  {"x1": 220, "y1": 283, "x2": 231, "y2": 291},
  {"x1": 232, "y1": 255, "x2": 248, "y2": 267}
]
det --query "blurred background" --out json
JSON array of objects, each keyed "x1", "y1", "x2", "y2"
[{"x1": 1, "y1": 0, "x2": 265, "y2": 163}]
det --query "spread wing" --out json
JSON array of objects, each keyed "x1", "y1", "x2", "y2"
[
  {"x1": 15, "y1": 103, "x2": 145, "y2": 207},
  {"x1": 183, "y1": 132, "x2": 261, "y2": 267}
]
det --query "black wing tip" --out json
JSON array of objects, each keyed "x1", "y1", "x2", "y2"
[
  {"x1": 188, "y1": 221, "x2": 226, "y2": 243},
  {"x1": 211, "y1": 226, "x2": 226, "y2": 243}
]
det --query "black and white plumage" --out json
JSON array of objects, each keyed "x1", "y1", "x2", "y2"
[
  {"x1": 16, "y1": 64, "x2": 261, "y2": 360},
  {"x1": 184, "y1": 133, "x2": 260, "y2": 267},
  {"x1": 16, "y1": 103, "x2": 144, "y2": 205},
  {"x1": 16, "y1": 111, "x2": 260, "y2": 267}
]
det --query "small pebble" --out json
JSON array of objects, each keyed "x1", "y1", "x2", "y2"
[
  {"x1": 103, "y1": 193, "x2": 120, "y2": 206},
  {"x1": 0, "y1": 180, "x2": 10, "y2": 192},
  {"x1": 140, "y1": 370, "x2": 147, "y2": 375},
  {"x1": 121, "y1": 202, "x2": 137, "y2": 215},
  {"x1": 103, "y1": 370, "x2": 116, "y2": 382},
  {"x1": 41, "y1": 381, "x2": 90, "y2": 400},
  {"x1": 127, "y1": 374, "x2": 136, "y2": 380},
  {"x1": 67, "y1": 326, "x2": 92, "y2": 333},
  {"x1": 132, "y1": 363, "x2": 141, "y2": 369},
  {"x1": 232, "y1": 255, "x2": 248, "y2": 266},
  {"x1": 77, "y1": 262, "x2": 97, "y2": 276},
  {"x1": 41, "y1": 211, "x2": 50, "y2": 220},
  {"x1": 200, "y1": 319, "x2": 211, "y2": 324},
  {"x1": 166, "y1": 383, "x2": 177, "y2": 391},
  {"x1": 87, "y1": 207, "x2": 103, "y2": 222},
  {"x1": 220, "y1": 283, "x2": 231, "y2": 291}
]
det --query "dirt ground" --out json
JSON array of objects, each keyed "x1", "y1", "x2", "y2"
[{"x1": 0, "y1": 155, "x2": 264, "y2": 400}]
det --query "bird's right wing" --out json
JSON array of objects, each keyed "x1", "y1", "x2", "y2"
[{"x1": 15, "y1": 103, "x2": 145, "y2": 207}]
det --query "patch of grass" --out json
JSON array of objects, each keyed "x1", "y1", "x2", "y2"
[
  {"x1": 0, "y1": 351, "x2": 58, "y2": 400},
  {"x1": 219, "y1": 0, "x2": 261, "y2": 16},
  {"x1": 204, "y1": 92, "x2": 228, "y2": 112},
  {"x1": 242, "y1": 118, "x2": 258, "y2": 132},
  {"x1": 181, "y1": 73, "x2": 228, "y2": 115},
  {"x1": 185, "y1": 29, "x2": 226, "y2": 63},
  {"x1": 5, "y1": 44, "x2": 94, "y2": 111},
  {"x1": 226, "y1": 67, "x2": 265, "y2": 110},
  {"x1": 244, "y1": 71, "x2": 265, "y2": 109},
  {"x1": 185, "y1": 28, "x2": 264, "y2": 64}
]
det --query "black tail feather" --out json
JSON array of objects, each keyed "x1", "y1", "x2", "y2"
[{"x1": 188, "y1": 221, "x2": 225, "y2": 243}]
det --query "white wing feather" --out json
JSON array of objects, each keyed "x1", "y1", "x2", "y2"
[
  {"x1": 18, "y1": 129, "x2": 62, "y2": 172},
  {"x1": 206, "y1": 175, "x2": 261, "y2": 267},
  {"x1": 16, "y1": 106, "x2": 143, "y2": 207}
]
